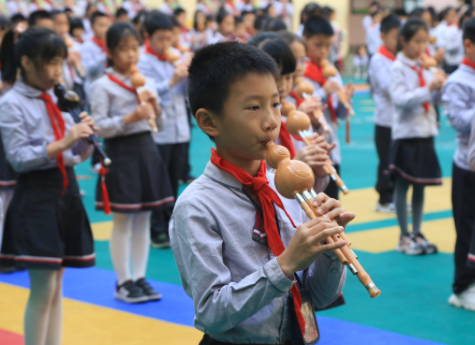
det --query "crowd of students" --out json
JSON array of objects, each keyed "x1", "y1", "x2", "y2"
[{"x1": 0, "y1": 1, "x2": 474, "y2": 345}]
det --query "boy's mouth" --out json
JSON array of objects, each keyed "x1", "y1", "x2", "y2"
[{"x1": 261, "y1": 139, "x2": 274, "y2": 147}]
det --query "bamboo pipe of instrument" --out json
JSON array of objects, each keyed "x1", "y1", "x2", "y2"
[
  {"x1": 285, "y1": 109, "x2": 349, "y2": 195},
  {"x1": 294, "y1": 79, "x2": 331, "y2": 133},
  {"x1": 130, "y1": 66, "x2": 159, "y2": 134},
  {"x1": 266, "y1": 142, "x2": 380, "y2": 298},
  {"x1": 321, "y1": 60, "x2": 355, "y2": 117}
]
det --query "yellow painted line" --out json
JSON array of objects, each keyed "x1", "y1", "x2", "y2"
[
  {"x1": 349, "y1": 218, "x2": 456, "y2": 254},
  {"x1": 358, "y1": 99, "x2": 375, "y2": 104},
  {"x1": 91, "y1": 221, "x2": 113, "y2": 241},
  {"x1": 341, "y1": 177, "x2": 452, "y2": 225},
  {"x1": 359, "y1": 107, "x2": 375, "y2": 112},
  {"x1": 0, "y1": 283, "x2": 203, "y2": 345}
]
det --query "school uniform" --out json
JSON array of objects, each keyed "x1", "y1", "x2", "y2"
[
  {"x1": 389, "y1": 52, "x2": 441, "y2": 186},
  {"x1": 81, "y1": 37, "x2": 107, "y2": 101},
  {"x1": 122, "y1": 0, "x2": 146, "y2": 19},
  {"x1": 170, "y1": 160, "x2": 346, "y2": 344},
  {"x1": 7, "y1": 0, "x2": 29, "y2": 17},
  {"x1": 353, "y1": 53, "x2": 368, "y2": 78},
  {"x1": 0, "y1": 81, "x2": 95, "y2": 270},
  {"x1": 189, "y1": 29, "x2": 208, "y2": 51},
  {"x1": 440, "y1": 25, "x2": 464, "y2": 74},
  {"x1": 304, "y1": 62, "x2": 348, "y2": 199},
  {"x1": 90, "y1": 67, "x2": 174, "y2": 213},
  {"x1": 274, "y1": 1, "x2": 293, "y2": 29},
  {"x1": 368, "y1": 46, "x2": 396, "y2": 205},
  {"x1": 137, "y1": 46, "x2": 190, "y2": 235},
  {"x1": 159, "y1": 2, "x2": 174, "y2": 16},
  {"x1": 366, "y1": 23, "x2": 382, "y2": 57},
  {"x1": 442, "y1": 59, "x2": 475, "y2": 293}
]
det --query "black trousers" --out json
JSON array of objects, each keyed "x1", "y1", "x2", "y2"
[
  {"x1": 151, "y1": 142, "x2": 188, "y2": 235},
  {"x1": 451, "y1": 163, "x2": 475, "y2": 294},
  {"x1": 374, "y1": 125, "x2": 394, "y2": 204},
  {"x1": 199, "y1": 334, "x2": 291, "y2": 345},
  {"x1": 324, "y1": 164, "x2": 340, "y2": 200}
]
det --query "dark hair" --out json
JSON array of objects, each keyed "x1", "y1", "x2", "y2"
[
  {"x1": 442, "y1": 6, "x2": 455, "y2": 21},
  {"x1": 322, "y1": 6, "x2": 334, "y2": 19},
  {"x1": 144, "y1": 10, "x2": 173, "y2": 36},
  {"x1": 427, "y1": 6, "x2": 437, "y2": 23},
  {"x1": 459, "y1": 7, "x2": 474, "y2": 28},
  {"x1": 171, "y1": 17, "x2": 181, "y2": 28},
  {"x1": 217, "y1": 7, "x2": 232, "y2": 25},
  {"x1": 85, "y1": 2, "x2": 98, "y2": 17},
  {"x1": 241, "y1": 10, "x2": 255, "y2": 18},
  {"x1": 380, "y1": 13, "x2": 400, "y2": 33},
  {"x1": 398, "y1": 17, "x2": 428, "y2": 51},
  {"x1": 254, "y1": 15, "x2": 270, "y2": 31},
  {"x1": 264, "y1": 18, "x2": 286, "y2": 32},
  {"x1": 174, "y1": 8, "x2": 186, "y2": 17},
  {"x1": 0, "y1": 16, "x2": 11, "y2": 31},
  {"x1": 69, "y1": 17, "x2": 85, "y2": 36},
  {"x1": 300, "y1": 3, "x2": 321, "y2": 25},
  {"x1": 64, "y1": 7, "x2": 74, "y2": 15},
  {"x1": 463, "y1": 17, "x2": 475, "y2": 43},
  {"x1": 409, "y1": 7, "x2": 426, "y2": 19},
  {"x1": 115, "y1": 7, "x2": 128, "y2": 18},
  {"x1": 188, "y1": 42, "x2": 279, "y2": 122},
  {"x1": 393, "y1": 8, "x2": 407, "y2": 18},
  {"x1": 10, "y1": 14, "x2": 27, "y2": 26},
  {"x1": 28, "y1": 10, "x2": 52, "y2": 27},
  {"x1": 91, "y1": 11, "x2": 108, "y2": 25},
  {"x1": 278, "y1": 30, "x2": 307, "y2": 50},
  {"x1": 50, "y1": 9, "x2": 65, "y2": 19},
  {"x1": 303, "y1": 15, "x2": 334, "y2": 38},
  {"x1": 1, "y1": 27, "x2": 67, "y2": 84},
  {"x1": 252, "y1": 35, "x2": 295, "y2": 75},
  {"x1": 248, "y1": 31, "x2": 279, "y2": 46},
  {"x1": 235, "y1": 16, "x2": 243, "y2": 25},
  {"x1": 106, "y1": 22, "x2": 141, "y2": 66},
  {"x1": 193, "y1": 10, "x2": 206, "y2": 30}
]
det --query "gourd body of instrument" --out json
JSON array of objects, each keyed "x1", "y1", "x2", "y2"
[
  {"x1": 130, "y1": 67, "x2": 159, "y2": 134},
  {"x1": 266, "y1": 142, "x2": 380, "y2": 298},
  {"x1": 321, "y1": 60, "x2": 355, "y2": 116}
]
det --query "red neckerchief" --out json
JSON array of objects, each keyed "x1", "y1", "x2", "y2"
[
  {"x1": 39, "y1": 93, "x2": 68, "y2": 195},
  {"x1": 462, "y1": 57, "x2": 475, "y2": 70},
  {"x1": 289, "y1": 90, "x2": 304, "y2": 108},
  {"x1": 410, "y1": 65, "x2": 430, "y2": 114},
  {"x1": 304, "y1": 61, "x2": 338, "y2": 123},
  {"x1": 279, "y1": 120, "x2": 297, "y2": 159},
  {"x1": 377, "y1": 46, "x2": 396, "y2": 61},
  {"x1": 92, "y1": 36, "x2": 107, "y2": 53},
  {"x1": 210, "y1": 149, "x2": 306, "y2": 337},
  {"x1": 145, "y1": 41, "x2": 168, "y2": 61},
  {"x1": 107, "y1": 74, "x2": 140, "y2": 103},
  {"x1": 425, "y1": 47, "x2": 431, "y2": 57}
]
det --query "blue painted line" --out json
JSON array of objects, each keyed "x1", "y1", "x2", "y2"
[{"x1": 0, "y1": 268, "x2": 446, "y2": 345}]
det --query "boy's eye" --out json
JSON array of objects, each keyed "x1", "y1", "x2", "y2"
[
  {"x1": 273, "y1": 102, "x2": 281, "y2": 108},
  {"x1": 249, "y1": 106, "x2": 260, "y2": 111}
]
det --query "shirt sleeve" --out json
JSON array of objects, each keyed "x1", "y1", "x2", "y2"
[
  {"x1": 0, "y1": 101, "x2": 55, "y2": 173},
  {"x1": 137, "y1": 58, "x2": 172, "y2": 97},
  {"x1": 81, "y1": 43, "x2": 107, "y2": 79},
  {"x1": 170, "y1": 198, "x2": 295, "y2": 335},
  {"x1": 390, "y1": 66, "x2": 432, "y2": 110},
  {"x1": 369, "y1": 57, "x2": 391, "y2": 97},
  {"x1": 442, "y1": 83, "x2": 475, "y2": 134}
]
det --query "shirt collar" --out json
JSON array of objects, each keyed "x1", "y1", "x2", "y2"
[
  {"x1": 203, "y1": 160, "x2": 243, "y2": 189},
  {"x1": 105, "y1": 67, "x2": 133, "y2": 84},
  {"x1": 13, "y1": 80, "x2": 49, "y2": 99},
  {"x1": 397, "y1": 52, "x2": 422, "y2": 68}
]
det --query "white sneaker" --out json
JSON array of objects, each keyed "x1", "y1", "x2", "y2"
[
  {"x1": 407, "y1": 204, "x2": 412, "y2": 213},
  {"x1": 375, "y1": 202, "x2": 396, "y2": 214},
  {"x1": 448, "y1": 284, "x2": 475, "y2": 311},
  {"x1": 396, "y1": 235, "x2": 424, "y2": 255}
]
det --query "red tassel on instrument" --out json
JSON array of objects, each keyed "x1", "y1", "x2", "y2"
[{"x1": 99, "y1": 158, "x2": 111, "y2": 215}]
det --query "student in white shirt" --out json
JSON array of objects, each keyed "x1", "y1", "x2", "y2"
[{"x1": 210, "y1": 7, "x2": 236, "y2": 44}]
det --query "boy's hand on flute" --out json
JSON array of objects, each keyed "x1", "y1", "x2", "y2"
[
  {"x1": 298, "y1": 96, "x2": 322, "y2": 115},
  {"x1": 169, "y1": 64, "x2": 189, "y2": 87},
  {"x1": 323, "y1": 80, "x2": 339, "y2": 95},
  {"x1": 123, "y1": 104, "x2": 154, "y2": 125},
  {"x1": 310, "y1": 134, "x2": 336, "y2": 154},
  {"x1": 344, "y1": 82, "x2": 354, "y2": 99},
  {"x1": 312, "y1": 192, "x2": 356, "y2": 228},
  {"x1": 277, "y1": 217, "x2": 347, "y2": 277},
  {"x1": 79, "y1": 112, "x2": 99, "y2": 132},
  {"x1": 295, "y1": 144, "x2": 328, "y2": 169}
]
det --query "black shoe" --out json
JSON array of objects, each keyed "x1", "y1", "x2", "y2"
[
  {"x1": 115, "y1": 280, "x2": 149, "y2": 303},
  {"x1": 135, "y1": 278, "x2": 162, "y2": 301},
  {"x1": 413, "y1": 233, "x2": 438, "y2": 254},
  {"x1": 151, "y1": 233, "x2": 170, "y2": 249}
]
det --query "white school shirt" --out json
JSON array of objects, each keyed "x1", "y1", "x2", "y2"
[
  {"x1": 137, "y1": 51, "x2": 190, "y2": 144},
  {"x1": 7, "y1": 0, "x2": 29, "y2": 17},
  {"x1": 390, "y1": 53, "x2": 438, "y2": 140},
  {"x1": 159, "y1": 2, "x2": 174, "y2": 15},
  {"x1": 81, "y1": 38, "x2": 107, "y2": 101},
  {"x1": 304, "y1": 68, "x2": 347, "y2": 166},
  {"x1": 170, "y1": 161, "x2": 346, "y2": 343},
  {"x1": 90, "y1": 67, "x2": 163, "y2": 139},
  {"x1": 367, "y1": 23, "x2": 382, "y2": 56},
  {"x1": 274, "y1": 1, "x2": 293, "y2": 29},
  {"x1": 441, "y1": 26, "x2": 464, "y2": 66},
  {"x1": 353, "y1": 54, "x2": 369, "y2": 68},
  {"x1": 362, "y1": 15, "x2": 372, "y2": 44},
  {"x1": 0, "y1": 81, "x2": 93, "y2": 173},
  {"x1": 29, "y1": 1, "x2": 53, "y2": 13},
  {"x1": 122, "y1": 0, "x2": 147, "y2": 19},
  {"x1": 368, "y1": 51, "x2": 396, "y2": 128},
  {"x1": 468, "y1": 112, "x2": 475, "y2": 171},
  {"x1": 442, "y1": 64, "x2": 475, "y2": 171}
]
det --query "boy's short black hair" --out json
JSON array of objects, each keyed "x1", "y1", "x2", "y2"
[
  {"x1": 28, "y1": 10, "x2": 52, "y2": 27},
  {"x1": 264, "y1": 18, "x2": 286, "y2": 32},
  {"x1": 251, "y1": 34, "x2": 296, "y2": 75},
  {"x1": 115, "y1": 7, "x2": 128, "y2": 18},
  {"x1": 143, "y1": 10, "x2": 173, "y2": 36},
  {"x1": 241, "y1": 10, "x2": 255, "y2": 17},
  {"x1": 69, "y1": 17, "x2": 85, "y2": 35},
  {"x1": 91, "y1": 11, "x2": 108, "y2": 25},
  {"x1": 217, "y1": 7, "x2": 232, "y2": 25},
  {"x1": 174, "y1": 8, "x2": 186, "y2": 17},
  {"x1": 171, "y1": 17, "x2": 181, "y2": 28},
  {"x1": 303, "y1": 16, "x2": 334, "y2": 38},
  {"x1": 463, "y1": 17, "x2": 475, "y2": 43},
  {"x1": 381, "y1": 13, "x2": 401, "y2": 33},
  {"x1": 254, "y1": 15, "x2": 269, "y2": 31},
  {"x1": 188, "y1": 42, "x2": 279, "y2": 122},
  {"x1": 11, "y1": 13, "x2": 27, "y2": 26}
]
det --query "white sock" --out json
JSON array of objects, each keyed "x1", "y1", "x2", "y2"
[
  {"x1": 0, "y1": 187, "x2": 14, "y2": 249},
  {"x1": 131, "y1": 211, "x2": 151, "y2": 281},
  {"x1": 110, "y1": 212, "x2": 133, "y2": 285},
  {"x1": 44, "y1": 269, "x2": 64, "y2": 345}
]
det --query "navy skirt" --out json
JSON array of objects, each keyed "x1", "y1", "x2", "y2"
[
  {"x1": 0, "y1": 167, "x2": 95, "y2": 270},
  {"x1": 389, "y1": 137, "x2": 442, "y2": 186},
  {"x1": 95, "y1": 131, "x2": 174, "y2": 213}
]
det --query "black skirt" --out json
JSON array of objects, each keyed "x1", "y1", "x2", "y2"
[
  {"x1": 0, "y1": 134, "x2": 17, "y2": 188},
  {"x1": 0, "y1": 167, "x2": 95, "y2": 270},
  {"x1": 389, "y1": 137, "x2": 442, "y2": 186},
  {"x1": 95, "y1": 131, "x2": 174, "y2": 213}
]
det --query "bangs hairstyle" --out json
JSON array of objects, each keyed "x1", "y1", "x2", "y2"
[
  {"x1": 463, "y1": 17, "x2": 475, "y2": 43},
  {"x1": 397, "y1": 17, "x2": 428, "y2": 51},
  {"x1": 217, "y1": 7, "x2": 232, "y2": 25},
  {"x1": 188, "y1": 42, "x2": 279, "y2": 125},
  {"x1": 303, "y1": 15, "x2": 334, "y2": 38},
  {"x1": 1, "y1": 27, "x2": 67, "y2": 85},
  {"x1": 91, "y1": 11, "x2": 108, "y2": 25},
  {"x1": 143, "y1": 10, "x2": 173, "y2": 36},
  {"x1": 250, "y1": 33, "x2": 295, "y2": 75},
  {"x1": 28, "y1": 10, "x2": 52, "y2": 27},
  {"x1": 106, "y1": 22, "x2": 141, "y2": 66},
  {"x1": 380, "y1": 13, "x2": 401, "y2": 33}
]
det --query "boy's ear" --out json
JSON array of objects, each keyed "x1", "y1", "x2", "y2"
[{"x1": 195, "y1": 108, "x2": 220, "y2": 138}]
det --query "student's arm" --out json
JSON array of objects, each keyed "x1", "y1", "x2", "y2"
[
  {"x1": 369, "y1": 57, "x2": 391, "y2": 97},
  {"x1": 390, "y1": 66, "x2": 432, "y2": 110},
  {"x1": 468, "y1": 114, "x2": 475, "y2": 171},
  {"x1": 0, "y1": 102, "x2": 56, "y2": 173},
  {"x1": 137, "y1": 59, "x2": 172, "y2": 97},
  {"x1": 81, "y1": 43, "x2": 107, "y2": 79},
  {"x1": 170, "y1": 200, "x2": 295, "y2": 335},
  {"x1": 442, "y1": 83, "x2": 475, "y2": 134}
]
